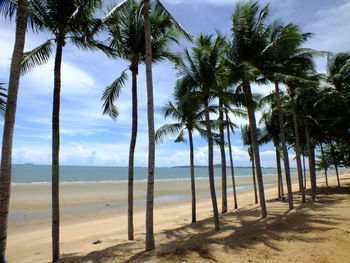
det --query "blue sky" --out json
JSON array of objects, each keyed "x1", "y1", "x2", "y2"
[{"x1": 0, "y1": 0, "x2": 349, "y2": 167}]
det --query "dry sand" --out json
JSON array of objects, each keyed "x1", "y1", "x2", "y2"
[{"x1": 6, "y1": 173, "x2": 350, "y2": 263}]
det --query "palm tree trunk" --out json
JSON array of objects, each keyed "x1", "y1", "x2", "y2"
[
  {"x1": 292, "y1": 102, "x2": 305, "y2": 202},
  {"x1": 0, "y1": 0, "x2": 28, "y2": 257},
  {"x1": 188, "y1": 129, "x2": 196, "y2": 223},
  {"x1": 52, "y1": 39, "x2": 64, "y2": 263},
  {"x1": 225, "y1": 112, "x2": 237, "y2": 209},
  {"x1": 303, "y1": 154, "x2": 306, "y2": 189},
  {"x1": 244, "y1": 81, "x2": 267, "y2": 217},
  {"x1": 128, "y1": 66, "x2": 138, "y2": 240},
  {"x1": 219, "y1": 99, "x2": 227, "y2": 214},
  {"x1": 143, "y1": 0, "x2": 156, "y2": 251},
  {"x1": 250, "y1": 148, "x2": 258, "y2": 204},
  {"x1": 304, "y1": 118, "x2": 316, "y2": 201},
  {"x1": 204, "y1": 98, "x2": 220, "y2": 231},
  {"x1": 275, "y1": 147, "x2": 283, "y2": 198},
  {"x1": 330, "y1": 141, "x2": 340, "y2": 187},
  {"x1": 320, "y1": 143, "x2": 328, "y2": 187},
  {"x1": 274, "y1": 81, "x2": 293, "y2": 209}
]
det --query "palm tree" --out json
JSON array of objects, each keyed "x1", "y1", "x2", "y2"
[
  {"x1": 20, "y1": 1, "x2": 106, "y2": 260},
  {"x1": 142, "y1": 0, "x2": 158, "y2": 251},
  {"x1": 260, "y1": 107, "x2": 285, "y2": 199},
  {"x1": 155, "y1": 79, "x2": 210, "y2": 223},
  {"x1": 101, "y1": 0, "x2": 181, "y2": 241},
  {"x1": 228, "y1": 1, "x2": 271, "y2": 217},
  {"x1": 142, "y1": 0, "x2": 191, "y2": 251},
  {"x1": 241, "y1": 125, "x2": 258, "y2": 204},
  {"x1": 263, "y1": 22, "x2": 313, "y2": 209},
  {"x1": 224, "y1": 107, "x2": 244, "y2": 209},
  {"x1": 0, "y1": 0, "x2": 28, "y2": 257},
  {"x1": 241, "y1": 124, "x2": 268, "y2": 204},
  {"x1": 176, "y1": 34, "x2": 228, "y2": 231}
]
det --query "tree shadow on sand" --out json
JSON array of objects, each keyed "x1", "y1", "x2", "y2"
[{"x1": 57, "y1": 186, "x2": 350, "y2": 263}]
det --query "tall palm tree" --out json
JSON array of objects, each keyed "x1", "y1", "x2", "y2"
[
  {"x1": 265, "y1": 22, "x2": 322, "y2": 205},
  {"x1": 155, "y1": 79, "x2": 211, "y2": 223},
  {"x1": 0, "y1": 0, "x2": 28, "y2": 257},
  {"x1": 20, "y1": 0, "x2": 105, "y2": 260},
  {"x1": 142, "y1": 0, "x2": 191, "y2": 251},
  {"x1": 228, "y1": 1, "x2": 272, "y2": 217},
  {"x1": 101, "y1": 0, "x2": 181, "y2": 241},
  {"x1": 176, "y1": 34, "x2": 228, "y2": 231},
  {"x1": 142, "y1": 0, "x2": 157, "y2": 251}
]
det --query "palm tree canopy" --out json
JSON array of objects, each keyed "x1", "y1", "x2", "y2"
[
  {"x1": 20, "y1": 0, "x2": 108, "y2": 74},
  {"x1": 177, "y1": 34, "x2": 229, "y2": 100},
  {"x1": 327, "y1": 52, "x2": 350, "y2": 91},
  {"x1": 104, "y1": 0, "x2": 180, "y2": 64},
  {"x1": 155, "y1": 78, "x2": 212, "y2": 144},
  {"x1": 101, "y1": 0, "x2": 187, "y2": 120}
]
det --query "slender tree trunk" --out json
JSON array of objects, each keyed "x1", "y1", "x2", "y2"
[
  {"x1": 0, "y1": 0, "x2": 28, "y2": 257},
  {"x1": 128, "y1": 66, "x2": 138, "y2": 240},
  {"x1": 143, "y1": 0, "x2": 156, "y2": 250},
  {"x1": 188, "y1": 129, "x2": 196, "y2": 223},
  {"x1": 320, "y1": 143, "x2": 328, "y2": 187},
  {"x1": 304, "y1": 119, "x2": 316, "y2": 201},
  {"x1": 250, "y1": 149, "x2": 258, "y2": 204},
  {"x1": 330, "y1": 141, "x2": 340, "y2": 187},
  {"x1": 303, "y1": 154, "x2": 306, "y2": 189},
  {"x1": 244, "y1": 81, "x2": 267, "y2": 217},
  {"x1": 204, "y1": 98, "x2": 220, "y2": 231},
  {"x1": 292, "y1": 102, "x2": 305, "y2": 202},
  {"x1": 219, "y1": 99, "x2": 227, "y2": 213},
  {"x1": 52, "y1": 40, "x2": 64, "y2": 262},
  {"x1": 274, "y1": 81, "x2": 293, "y2": 209},
  {"x1": 275, "y1": 147, "x2": 283, "y2": 198},
  {"x1": 226, "y1": 112, "x2": 237, "y2": 209}
]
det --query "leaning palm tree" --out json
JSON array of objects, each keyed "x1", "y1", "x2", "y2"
[
  {"x1": 20, "y1": 0, "x2": 106, "y2": 260},
  {"x1": 0, "y1": 0, "x2": 29, "y2": 257},
  {"x1": 142, "y1": 0, "x2": 191, "y2": 251},
  {"x1": 176, "y1": 34, "x2": 228, "y2": 231},
  {"x1": 101, "y1": 0, "x2": 182, "y2": 241},
  {"x1": 155, "y1": 79, "x2": 210, "y2": 223}
]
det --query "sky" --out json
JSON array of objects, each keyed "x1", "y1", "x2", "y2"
[{"x1": 0, "y1": 0, "x2": 349, "y2": 167}]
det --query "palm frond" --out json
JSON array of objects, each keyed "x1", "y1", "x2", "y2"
[
  {"x1": 101, "y1": 70, "x2": 128, "y2": 120},
  {"x1": 0, "y1": 0, "x2": 17, "y2": 19},
  {"x1": 154, "y1": 0, "x2": 193, "y2": 42},
  {"x1": 155, "y1": 123, "x2": 183, "y2": 144},
  {"x1": 21, "y1": 39, "x2": 53, "y2": 74},
  {"x1": 0, "y1": 83, "x2": 7, "y2": 118}
]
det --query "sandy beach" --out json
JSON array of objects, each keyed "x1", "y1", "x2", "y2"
[{"x1": 6, "y1": 172, "x2": 350, "y2": 263}]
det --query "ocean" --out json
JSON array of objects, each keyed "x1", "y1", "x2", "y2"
[{"x1": 11, "y1": 164, "x2": 293, "y2": 184}]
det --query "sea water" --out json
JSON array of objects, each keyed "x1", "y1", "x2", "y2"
[{"x1": 11, "y1": 164, "x2": 296, "y2": 184}]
